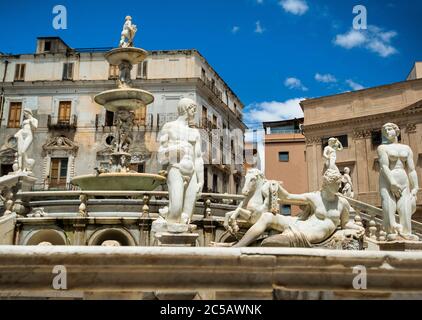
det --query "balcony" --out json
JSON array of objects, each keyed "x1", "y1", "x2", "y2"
[
  {"x1": 47, "y1": 115, "x2": 77, "y2": 130},
  {"x1": 199, "y1": 76, "x2": 243, "y2": 122}
]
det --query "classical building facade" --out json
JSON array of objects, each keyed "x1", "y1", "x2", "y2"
[
  {"x1": 301, "y1": 65, "x2": 422, "y2": 219},
  {"x1": 0, "y1": 37, "x2": 246, "y2": 193},
  {"x1": 263, "y1": 118, "x2": 308, "y2": 215}
]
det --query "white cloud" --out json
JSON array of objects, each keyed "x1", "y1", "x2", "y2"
[
  {"x1": 279, "y1": 0, "x2": 309, "y2": 15},
  {"x1": 231, "y1": 26, "x2": 240, "y2": 34},
  {"x1": 315, "y1": 73, "x2": 337, "y2": 83},
  {"x1": 255, "y1": 21, "x2": 265, "y2": 34},
  {"x1": 334, "y1": 30, "x2": 366, "y2": 49},
  {"x1": 284, "y1": 77, "x2": 308, "y2": 91},
  {"x1": 346, "y1": 79, "x2": 365, "y2": 91},
  {"x1": 334, "y1": 25, "x2": 398, "y2": 57},
  {"x1": 244, "y1": 98, "x2": 305, "y2": 125}
]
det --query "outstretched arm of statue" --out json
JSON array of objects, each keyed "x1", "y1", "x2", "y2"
[
  {"x1": 407, "y1": 148, "x2": 419, "y2": 199},
  {"x1": 340, "y1": 201, "x2": 365, "y2": 234},
  {"x1": 378, "y1": 146, "x2": 402, "y2": 198},
  {"x1": 277, "y1": 183, "x2": 310, "y2": 206}
]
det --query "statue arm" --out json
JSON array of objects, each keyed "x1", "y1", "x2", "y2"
[
  {"x1": 340, "y1": 201, "x2": 364, "y2": 233},
  {"x1": 195, "y1": 133, "x2": 204, "y2": 190},
  {"x1": 378, "y1": 146, "x2": 402, "y2": 197},
  {"x1": 322, "y1": 147, "x2": 330, "y2": 160},
  {"x1": 336, "y1": 140, "x2": 344, "y2": 151},
  {"x1": 157, "y1": 127, "x2": 170, "y2": 165},
  {"x1": 407, "y1": 148, "x2": 419, "y2": 197},
  {"x1": 277, "y1": 183, "x2": 311, "y2": 206}
]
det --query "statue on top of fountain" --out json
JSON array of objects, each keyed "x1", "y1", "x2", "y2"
[
  {"x1": 155, "y1": 98, "x2": 204, "y2": 230},
  {"x1": 119, "y1": 15, "x2": 137, "y2": 48}
]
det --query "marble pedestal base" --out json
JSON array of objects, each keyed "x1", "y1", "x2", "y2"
[
  {"x1": 378, "y1": 240, "x2": 422, "y2": 252},
  {"x1": 154, "y1": 232, "x2": 199, "y2": 247}
]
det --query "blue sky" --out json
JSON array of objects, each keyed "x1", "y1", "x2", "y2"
[{"x1": 1, "y1": 0, "x2": 421, "y2": 129}]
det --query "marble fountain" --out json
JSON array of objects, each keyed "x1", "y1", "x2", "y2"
[{"x1": 71, "y1": 25, "x2": 165, "y2": 191}]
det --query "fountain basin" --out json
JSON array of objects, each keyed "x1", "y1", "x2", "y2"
[
  {"x1": 71, "y1": 173, "x2": 166, "y2": 191},
  {"x1": 105, "y1": 47, "x2": 148, "y2": 65},
  {"x1": 94, "y1": 88, "x2": 154, "y2": 112}
]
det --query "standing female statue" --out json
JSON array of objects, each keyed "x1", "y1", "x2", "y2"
[
  {"x1": 377, "y1": 123, "x2": 419, "y2": 241},
  {"x1": 119, "y1": 16, "x2": 137, "y2": 48},
  {"x1": 323, "y1": 137, "x2": 343, "y2": 172},
  {"x1": 14, "y1": 109, "x2": 38, "y2": 174}
]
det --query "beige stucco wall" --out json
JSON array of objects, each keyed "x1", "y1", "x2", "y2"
[{"x1": 265, "y1": 133, "x2": 308, "y2": 215}]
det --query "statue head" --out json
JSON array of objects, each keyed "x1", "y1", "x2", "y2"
[
  {"x1": 328, "y1": 137, "x2": 338, "y2": 147},
  {"x1": 23, "y1": 109, "x2": 33, "y2": 119},
  {"x1": 322, "y1": 169, "x2": 342, "y2": 194},
  {"x1": 125, "y1": 15, "x2": 132, "y2": 21},
  {"x1": 344, "y1": 167, "x2": 350, "y2": 175},
  {"x1": 242, "y1": 169, "x2": 265, "y2": 196},
  {"x1": 382, "y1": 123, "x2": 400, "y2": 143},
  {"x1": 177, "y1": 98, "x2": 197, "y2": 121}
]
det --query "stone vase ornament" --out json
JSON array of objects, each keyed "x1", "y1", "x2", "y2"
[{"x1": 377, "y1": 123, "x2": 420, "y2": 241}]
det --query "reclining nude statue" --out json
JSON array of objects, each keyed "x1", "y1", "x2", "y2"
[{"x1": 222, "y1": 169, "x2": 365, "y2": 248}]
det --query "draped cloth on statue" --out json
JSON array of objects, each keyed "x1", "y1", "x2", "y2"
[{"x1": 261, "y1": 226, "x2": 312, "y2": 248}]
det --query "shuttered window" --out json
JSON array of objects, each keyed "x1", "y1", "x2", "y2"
[
  {"x1": 14, "y1": 64, "x2": 26, "y2": 81},
  {"x1": 7, "y1": 102, "x2": 22, "y2": 128},
  {"x1": 58, "y1": 101, "x2": 71, "y2": 123}
]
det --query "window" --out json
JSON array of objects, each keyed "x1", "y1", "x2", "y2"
[
  {"x1": 7, "y1": 102, "x2": 22, "y2": 128},
  {"x1": 278, "y1": 152, "x2": 289, "y2": 162},
  {"x1": 109, "y1": 64, "x2": 119, "y2": 79},
  {"x1": 203, "y1": 168, "x2": 208, "y2": 192},
  {"x1": 212, "y1": 115, "x2": 218, "y2": 129},
  {"x1": 105, "y1": 110, "x2": 115, "y2": 126},
  {"x1": 134, "y1": 107, "x2": 146, "y2": 126},
  {"x1": 58, "y1": 101, "x2": 71, "y2": 124},
  {"x1": 212, "y1": 174, "x2": 218, "y2": 193},
  {"x1": 50, "y1": 158, "x2": 68, "y2": 187},
  {"x1": 201, "y1": 68, "x2": 206, "y2": 81},
  {"x1": 14, "y1": 64, "x2": 25, "y2": 81},
  {"x1": 137, "y1": 60, "x2": 148, "y2": 79},
  {"x1": 62, "y1": 63, "x2": 74, "y2": 80},
  {"x1": 371, "y1": 130, "x2": 382, "y2": 147},
  {"x1": 281, "y1": 205, "x2": 291, "y2": 216},
  {"x1": 44, "y1": 41, "x2": 52, "y2": 52},
  {"x1": 202, "y1": 106, "x2": 208, "y2": 127},
  {"x1": 322, "y1": 135, "x2": 349, "y2": 150}
]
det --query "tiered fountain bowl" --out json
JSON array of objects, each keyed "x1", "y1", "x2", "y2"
[{"x1": 71, "y1": 46, "x2": 166, "y2": 191}]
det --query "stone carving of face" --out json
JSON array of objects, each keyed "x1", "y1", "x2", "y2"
[
  {"x1": 382, "y1": 123, "x2": 400, "y2": 143},
  {"x1": 344, "y1": 167, "x2": 350, "y2": 175},
  {"x1": 328, "y1": 138, "x2": 337, "y2": 147}
]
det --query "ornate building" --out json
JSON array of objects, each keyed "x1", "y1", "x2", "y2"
[
  {"x1": 301, "y1": 64, "x2": 422, "y2": 219},
  {"x1": 0, "y1": 37, "x2": 246, "y2": 193}
]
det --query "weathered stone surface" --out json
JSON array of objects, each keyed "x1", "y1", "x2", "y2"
[{"x1": 0, "y1": 246, "x2": 422, "y2": 299}]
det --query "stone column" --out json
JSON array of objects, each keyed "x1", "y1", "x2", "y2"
[{"x1": 353, "y1": 129, "x2": 371, "y2": 195}]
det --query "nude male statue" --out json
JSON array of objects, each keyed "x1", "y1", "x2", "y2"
[{"x1": 158, "y1": 98, "x2": 204, "y2": 225}]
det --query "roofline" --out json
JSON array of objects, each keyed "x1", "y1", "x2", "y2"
[
  {"x1": 406, "y1": 61, "x2": 422, "y2": 80},
  {"x1": 262, "y1": 118, "x2": 304, "y2": 127},
  {"x1": 0, "y1": 46, "x2": 244, "y2": 109},
  {"x1": 36, "y1": 36, "x2": 72, "y2": 49},
  {"x1": 300, "y1": 77, "x2": 422, "y2": 108}
]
